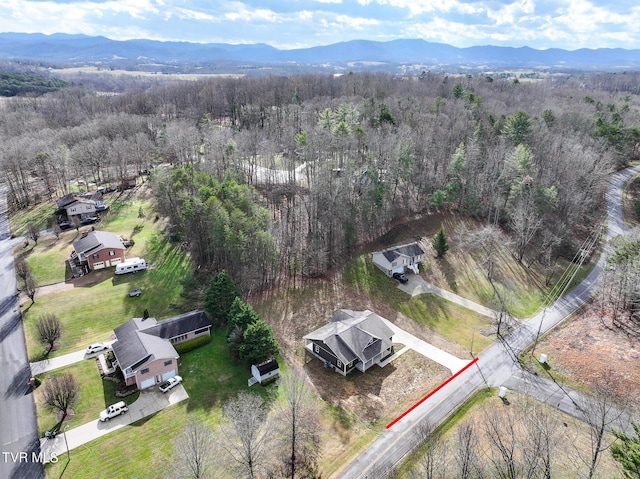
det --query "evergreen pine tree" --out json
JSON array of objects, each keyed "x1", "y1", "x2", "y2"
[{"x1": 432, "y1": 228, "x2": 449, "y2": 258}]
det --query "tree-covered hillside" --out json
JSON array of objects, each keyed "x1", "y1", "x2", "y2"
[
  {"x1": 1, "y1": 71, "x2": 639, "y2": 292},
  {"x1": 0, "y1": 71, "x2": 69, "y2": 96}
]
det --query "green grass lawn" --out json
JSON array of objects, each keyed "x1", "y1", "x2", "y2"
[
  {"x1": 24, "y1": 233, "x2": 192, "y2": 361},
  {"x1": 35, "y1": 360, "x2": 140, "y2": 435},
  {"x1": 43, "y1": 330, "x2": 273, "y2": 478},
  {"x1": 9, "y1": 201, "x2": 56, "y2": 237},
  {"x1": 16, "y1": 197, "x2": 158, "y2": 287},
  {"x1": 345, "y1": 255, "x2": 496, "y2": 353}
]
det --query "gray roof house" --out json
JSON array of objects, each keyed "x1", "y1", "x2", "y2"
[
  {"x1": 70, "y1": 230, "x2": 127, "y2": 273},
  {"x1": 372, "y1": 242, "x2": 425, "y2": 276},
  {"x1": 303, "y1": 309, "x2": 394, "y2": 375},
  {"x1": 111, "y1": 310, "x2": 212, "y2": 390}
]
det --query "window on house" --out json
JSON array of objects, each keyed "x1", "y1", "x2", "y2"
[
  {"x1": 109, "y1": 251, "x2": 115, "y2": 256},
  {"x1": 86, "y1": 205, "x2": 91, "y2": 210},
  {"x1": 92, "y1": 254, "x2": 99, "y2": 260},
  {"x1": 337, "y1": 360, "x2": 343, "y2": 368},
  {"x1": 141, "y1": 368, "x2": 150, "y2": 374},
  {"x1": 194, "y1": 327, "x2": 208, "y2": 335},
  {"x1": 164, "y1": 360, "x2": 172, "y2": 366},
  {"x1": 313, "y1": 344, "x2": 319, "y2": 354}
]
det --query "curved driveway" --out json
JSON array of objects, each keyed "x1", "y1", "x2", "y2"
[{"x1": 337, "y1": 165, "x2": 640, "y2": 479}]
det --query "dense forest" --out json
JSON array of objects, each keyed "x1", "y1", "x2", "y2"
[
  {"x1": 1, "y1": 71, "x2": 640, "y2": 293},
  {"x1": 0, "y1": 71, "x2": 69, "y2": 97}
]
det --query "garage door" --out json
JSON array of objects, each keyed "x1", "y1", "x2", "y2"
[
  {"x1": 93, "y1": 261, "x2": 105, "y2": 270},
  {"x1": 111, "y1": 257, "x2": 122, "y2": 265},
  {"x1": 391, "y1": 266, "x2": 404, "y2": 274},
  {"x1": 140, "y1": 377, "x2": 155, "y2": 389},
  {"x1": 162, "y1": 370, "x2": 176, "y2": 381}
]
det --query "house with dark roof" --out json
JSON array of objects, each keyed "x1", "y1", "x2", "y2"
[
  {"x1": 70, "y1": 230, "x2": 127, "y2": 273},
  {"x1": 372, "y1": 242, "x2": 425, "y2": 276},
  {"x1": 303, "y1": 309, "x2": 394, "y2": 376},
  {"x1": 111, "y1": 310, "x2": 212, "y2": 389},
  {"x1": 57, "y1": 192, "x2": 106, "y2": 220}
]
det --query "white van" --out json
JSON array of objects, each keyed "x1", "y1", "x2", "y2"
[{"x1": 115, "y1": 257, "x2": 147, "y2": 275}]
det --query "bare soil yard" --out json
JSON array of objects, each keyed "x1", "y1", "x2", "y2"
[{"x1": 537, "y1": 308, "x2": 640, "y2": 406}]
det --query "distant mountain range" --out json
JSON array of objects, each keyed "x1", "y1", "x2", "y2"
[{"x1": 1, "y1": 32, "x2": 639, "y2": 73}]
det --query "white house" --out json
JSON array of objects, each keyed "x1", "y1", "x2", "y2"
[{"x1": 372, "y1": 242, "x2": 425, "y2": 276}]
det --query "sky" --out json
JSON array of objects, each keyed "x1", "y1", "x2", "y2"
[{"x1": 2, "y1": 0, "x2": 640, "y2": 51}]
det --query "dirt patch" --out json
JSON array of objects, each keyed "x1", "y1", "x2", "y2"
[{"x1": 538, "y1": 308, "x2": 640, "y2": 406}]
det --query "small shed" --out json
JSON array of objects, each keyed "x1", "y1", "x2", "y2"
[{"x1": 249, "y1": 359, "x2": 280, "y2": 386}]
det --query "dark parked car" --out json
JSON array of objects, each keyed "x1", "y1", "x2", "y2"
[
  {"x1": 80, "y1": 216, "x2": 99, "y2": 225},
  {"x1": 95, "y1": 204, "x2": 109, "y2": 212},
  {"x1": 58, "y1": 222, "x2": 73, "y2": 230},
  {"x1": 392, "y1": 272, "x2": 409, "y2": 284}
]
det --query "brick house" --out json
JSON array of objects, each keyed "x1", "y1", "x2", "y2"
[
  {"x1": 111, "y1": 310, "x2": 212, "y2": 390},
  {"x1": 70, "y1": 230, "x2": 126, "y2": 273}
]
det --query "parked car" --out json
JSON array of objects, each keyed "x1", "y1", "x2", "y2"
[
  {"x1": 95, "y1": 204, "x2": 109, "y2": 212},
  {"x1": 81, "y1": 216, "x2": 99, "y2": 225},
  {"x1": 392, "y1": 272, "x2": 409, "y2": 284},
  {"x1": 86, "y1": 342, "x2": 109, "y2": 355},
  {"x1": 58, "y1": 222, "x2": 73, "y2": 230},
  {"x1": 159, "y1": 375, "x2": 183, "y2": 393},
  {"x1": 128, "y1": 288, "x2": 142, "y2": 297},
  {"x1": 99, "y1": 401, "x2": 128, "y2": 422}
]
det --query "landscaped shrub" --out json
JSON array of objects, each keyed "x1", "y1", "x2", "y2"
[{"x1": 174, "y1": 335, "x2": 212, "y2": 354}]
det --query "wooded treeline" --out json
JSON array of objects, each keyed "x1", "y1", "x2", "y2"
[{"x1": 1, "y1": 71, "x2": 639, "y2": 292}]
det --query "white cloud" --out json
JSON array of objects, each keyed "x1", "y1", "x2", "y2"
[{"x1": 0, "y1": 0, "x2": 639, "y2": 50}]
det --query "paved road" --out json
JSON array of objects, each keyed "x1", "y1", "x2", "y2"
[
  {"x1": 337, "y1": 165, "x2": 640, "y2": 479},
  {"x1": 0, "y1": 186, "x2": 45, "y2": 479}
]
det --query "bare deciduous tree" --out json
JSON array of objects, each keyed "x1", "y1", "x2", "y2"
[
  {"x1": 36, "y1": 313, "x2": 61, "y2": 355},
  {"x1": 410, "y1": 421, "x2": 447, "y2": 479},
  {"x1": 173, "y1": 419, "x2": 217, "y2": 479},
  {"x1": 42, "y1": 373, "x2": 78, "y2": 421},
  {"x1": 15, "y1": 258, "x2": 37, "y2": 304},
  {"x1": 273, "y1": 367, "x2": 321, "y2": 479},
  {"x1": 220, "y1": 391, "x2": 271, "y2": 479},
  {"x1": 27, "y1": 222, "x2": 40, "y2": 245},
  {"x1": 575, "y1": 381, "x2": 628, "y2": 479},
  {"x1": 455, "y1": 421, "x2": 484, "y2": 479}
]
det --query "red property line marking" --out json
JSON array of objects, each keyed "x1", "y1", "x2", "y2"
[{"x1": 386, "y1": 357, "x2": 479, "y2": 429}]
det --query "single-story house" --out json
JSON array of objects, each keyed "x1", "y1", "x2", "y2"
[
  {"x1": 372, "y1": 242, "x2": 425, "y2": 276},
  {"x1": 250, "y1": 358, "x2": 280, "y2": 386},
  {"x1": 303, "y1": 309, "x2": 394, "y2": 376},
  {"x1": 111, "y1": 310, "x2": 212, "y2": 390},
  {"x1": 70, "y1": 230, "x2": 127, "y2": 273}
]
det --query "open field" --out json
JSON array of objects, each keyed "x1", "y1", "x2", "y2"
[{"x1": 53, "y1": 65, "x2": 244, "y2": 80}]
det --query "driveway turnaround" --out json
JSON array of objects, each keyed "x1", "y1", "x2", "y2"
[
  {"x1": 39, "y1": 386, "x2": 188, "y2": 462},
  {"x1": 397, "y1": 274, "x2": 500, "y2": 318},
  {"x1": 376, "y1": 316, "x2": 469, "y2": 374}
]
